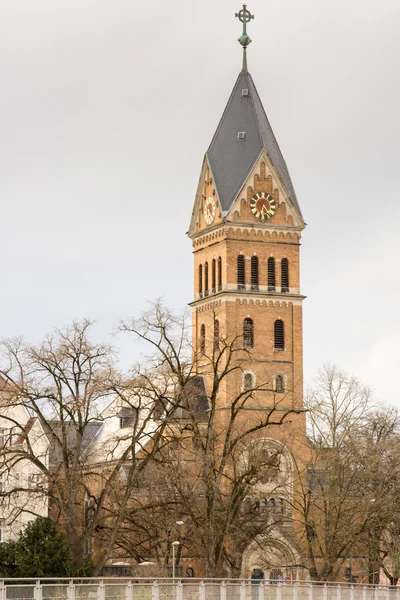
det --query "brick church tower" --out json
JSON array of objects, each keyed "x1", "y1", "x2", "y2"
[
  {"x1": 188, "y1": 17, "x2": 306, "y2": 417},
  {"x1": 187, "y1": 7, "x2": 308, "y2": 577}
]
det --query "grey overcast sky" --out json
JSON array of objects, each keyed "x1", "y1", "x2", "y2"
[{"x1": 0, "y1": 0, "x2": 399, "y2": 403}]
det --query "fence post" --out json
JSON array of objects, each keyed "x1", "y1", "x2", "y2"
[
  {"x1": 308, "y1": 582, "x2": 313, "y2": 600},
  {"x1": 0, "y1": 580, "x2": 5, "y2": 600},
  {"x1": 221, "y1": 581, "x2": 227, "y2": 600},
  {"x1": 97, "y1": 580, "x2": 105, "y2": 600},
  {"x1": 126, "y1": 581, "x2": 133, "y2": 600},
  {"x1": 277, "y1": 582, "x2": 283, "y2": 600},
  {"x1": 240, "y1": 581, "x2": 246, "y2": 600},
  {"x1": 67, "y1": 580, "x2": 75, "y2": 600},
  {"x1": 362, "y1": 585, "x2": 367, "y2": 600},
  {"x1": 337, "y1": 583, "x2": 342, "y2": 600},
  {"x1": 293, "y1": 581, "x2": 298, "y2": 600},
  {"x1": 200, "y1": 581, "x2": 206, "y2": 600},
  {"x1": 176, "y1": 581, "x2": 183, "y2": 600},
  {"x1": 350, "y1": 584, "x2": 355, "y2": 600},
  {"x1": 34, "y1": 580, "x2": 42, "y2": 600},
  {"x1": 152, "y1": 582, "x2": 159, "y2": 600},
  {"x1": 259, "y1": 581, "x2": 264, "y2": 600}
]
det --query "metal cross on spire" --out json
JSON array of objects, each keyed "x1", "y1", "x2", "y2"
[{"x1": 235, "y1": 4, "x2": 254, "y2": 71}]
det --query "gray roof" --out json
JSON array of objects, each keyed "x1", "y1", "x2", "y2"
[
  {"x1": 44, "y1": 420, "x2": 102, "y2": 468},
  {"x1": 207, "y1": 70, "x2": 302, "y2": 219}
]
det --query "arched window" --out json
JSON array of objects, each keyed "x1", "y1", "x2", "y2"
[
  {"x1": 214, "y1": 319, "x2": 219, "y2": 352},
  {"x1": 281, "y1": 258, "x2": 289, "y2": 292},
  {"x1": 204, "y1": 262, "x2": 209, "y2": 296},
  {"x1": 243, "y1": 318, "x2": 254, "y2": 348},
  {"x1": 237, "y1": 255, "x2": 245, "y2": 289},
  {"x1": 212, "y1": 259, "x2": 216, "y2": 292},
  {"x1": 243, "y1": 372, "x2": 254, "y2": 391},
  {"x1": 274, "y1": 320, "x2": 284, "y2": 350},
  {"x1": 198, "y1": 264, "x2": 203, "y2": 296},
  {"x1": 275, "y1": 375, "x2": 285, "y2": 393},
  {"x1": 218, "y1": 257, "x2": 222, "y2": 290},
  {"x1": 200, "y1": 324, "x2": 206, "y2": 355},
  {"x1": 268, "y1": 257, "x2": 276, "y2": 291},
  {"x1": 251, "y1": 256, "x2": 259, "y2": 290}
]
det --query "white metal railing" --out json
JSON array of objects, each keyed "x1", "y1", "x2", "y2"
[{"x1": 0, "y1": 579, "x2": 399, "y2": 600}]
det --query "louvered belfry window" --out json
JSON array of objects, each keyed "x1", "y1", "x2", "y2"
[
  {"x1": 281, "y1": 258, "x2": 289, "y2": 292},
  {"x1": 218, "y1": 257, "x2": 222, "y2": 290},
  {"x1": 204, "y1": 262, "x2": 209, "y2": 296},
  {"x1": 200, "y1": 324, "x2": 206, "y2": 355},
  {"x1": 251, "y1": 256, "x2": 259, "y2": 290},
  {"x1": 214, "y1": 319, "x2": 219, "y2": 352},
  {"x1": 198, "y1": 264, "x2": 203, "y2": 296},
  {"x1": 274, "y1": 320, "x2": 284, "y2": 350},
  {"x1": 212, "y1": 259, "x2": 216, "y2": 292},
  {"x1": 268, "y1": 257, "x2": 276, "y2": 291},
  {"x1": 237, "y1": 255, "x2": 245, "y2": 289},
  {"x1": 243, "y1": 318, "x2": 254, "y2": 348}
]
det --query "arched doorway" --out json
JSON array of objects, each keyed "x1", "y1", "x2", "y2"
[{"x1": 241, "y1": 535, "x2": 305, "y2": 581}]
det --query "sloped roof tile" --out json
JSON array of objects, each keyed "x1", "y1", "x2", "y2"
[{"x1": 207, "y1": 70, "x2": 302, "y2": 219}]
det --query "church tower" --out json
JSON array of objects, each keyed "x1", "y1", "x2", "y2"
[{"x1": 188, "y1": 7, "x2": 306, "y2": 417}]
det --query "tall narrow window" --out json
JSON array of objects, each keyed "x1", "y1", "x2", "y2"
[
  {"x1": 243, "y1": 372, "x2": 254, "y2": 391},
  {"x1": 212, "y1": 259, "x2": 216, "y2": 292},
  {"x1": 204, "y1": 262, "x2": 209, "y2": 296},
  {"x1": 200, "y1": 324, "x2": 206, "y2": 355},
  {"x1": 198, "y1": 264, "x2": 203, "y2": 296},
  {"x1": 214, "y1": 319, "x2": 219, "y2": 352},
  {"x1": 268, "y1": 257, "x2": 276, "y2": 291},
  {"x1": 243, "y1": 318, "x2": 254, "y2": 348},
  {"x1": 274, "y1": 320, "x2": 284, "y2": 350},
  {"x1": 281, "y1": 258, "x2": 289, "y2": 292},
  {"x1": 237, "y1": 255, "x2": 245, "y2": 289},
  {"x1": 218, "y1": 257, "x2": 222, "y2": 290},
  {"x1": 251, "y1": 256, "x2": 259, "y2": 290},
  {"x1": 275, "y1": 375, "x2": 285, "y2": 393}
]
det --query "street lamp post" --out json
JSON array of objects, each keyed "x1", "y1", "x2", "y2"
[{"x1": 172, "y1": 540, "x2": 180, "y2": 579}]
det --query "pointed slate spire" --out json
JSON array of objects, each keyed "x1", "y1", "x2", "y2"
[{"x1": 206, "y1": 71, "x2": 303, "y2": 220}]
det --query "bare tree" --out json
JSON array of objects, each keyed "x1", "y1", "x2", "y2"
[
  {"x1": 113, "y1": 307, "x2": 304, "y2": 577},
  {"x1": 0, "y1": 317, "x2": 186, "y2": 573},
  {"x1": 292, "y1": 365, "x2": 400, "y2": 582}
]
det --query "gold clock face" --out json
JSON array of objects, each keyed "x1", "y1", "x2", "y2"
[
  {"x1": 250, "y1": 192, "x2": 276, "y2": 221},
  {"x1": 204, "y1": 196, "x2": 217, "y2": 225}
]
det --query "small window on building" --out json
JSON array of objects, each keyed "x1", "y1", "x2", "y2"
[
  {"x1": 274, "y1": 320, "x2": 284, "y2": 350},
  {"x1": 200, "y1": 324, "x2": 206, "y2": 355},
  {"x1": 251, "y1": 256, "x2": 259, "y2": 290},
  {"x1": 0, "y1": 428, "x2": 8, "y2": 446},
  {"x1": 243, "y1": 373, "x2": 254, "y2": 391},
  {"x1": 237, "y1": 255, "x2": 245, "y2": 289},
  {"x1": 213, "y1": 320, "x2": 219, "y2": 353},
  {"x1": 0, "y1": 519, "x2": 5, "y2": 542},
  {"x1": 275, "y1": 375, "x2": 285, "y2": 393},
  {"x1": 153, "y1": 399, "x2": 166, "y2": 421},
  {"x1": 198, "y1": 264, "x2": 203, "y2": 296},
  {"x1": 119, "y1": 408, "x2": 137, "y2": 429},
  {"x1": 212, "y1": 259, "x2": 216, "y2": 292},
  {"x1": 243, "y1": 318, "x2": 254, "y2": 348},
  {"x1": 281, "y1": 258, "x2": 289, "y2": 292},
  {"x1": 28, "y1": 473, "x2": 41, "y2": 489},
  {"x1": 218, "y1": 257, "x2": 222, "y2": 290},
  {"x1": 204, "y1": 262, "x2": 209, "y2": 296},
  {"x1": 268, "y1": 257, "x2": 276, "y2": 291}
]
